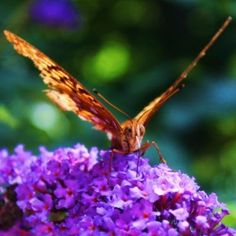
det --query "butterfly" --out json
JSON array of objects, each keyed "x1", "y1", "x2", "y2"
[{"x1": 3, "y1": 17, "x2": 231, "y2": 160}]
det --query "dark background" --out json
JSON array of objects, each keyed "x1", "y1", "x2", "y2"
[{"x1": 0, "y1": 0, "x2": 236, "y2": 226}]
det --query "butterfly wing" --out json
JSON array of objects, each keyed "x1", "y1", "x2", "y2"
[
  {"x1": 134, "y1": 16, "x2": 233, "y2": 127},
  {"x1": 4, "y1": 30, "x2": 122, "y2": 136},
  {"x1": 134, "y1": 81, "x2": 182, "y2": 126}
]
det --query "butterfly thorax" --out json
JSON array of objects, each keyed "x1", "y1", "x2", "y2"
[{"x1": 111, "y1": 120, "x2": 145, "y2": 153}]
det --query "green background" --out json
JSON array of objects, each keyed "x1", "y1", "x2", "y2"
[{"x1": 0, "y1": 0, "x2": 236, "y2": 227}]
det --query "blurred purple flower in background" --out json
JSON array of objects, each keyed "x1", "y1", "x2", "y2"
[
  {"x1": 0, "y1": 144, "x2": 235, "y2": 235},
  {"x1": 29, "y1": 0, "x2": 80, "y2": 28}
]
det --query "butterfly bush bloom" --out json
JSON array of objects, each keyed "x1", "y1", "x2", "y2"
[
  {"x1": 29, "y1": 0, "x2": 80, "y2": 28},
  {"x1": 0, "y1": 144, "x2": 235, "y2": 235}
]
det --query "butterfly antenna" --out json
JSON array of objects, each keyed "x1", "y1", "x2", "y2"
[
  {"x1": 93, "y1": 88, "x2": 130, "y2": 119},
  {"x1": 173, "y1": 16, "x2": 232, "y2": 88}
]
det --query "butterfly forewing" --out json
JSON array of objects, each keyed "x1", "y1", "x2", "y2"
[
  {"x1": 134, "y1": 16, "x2": 232, "y2": 128},
  {"x1": 4, "y1": 30, "x2": 122, "y2": 136},
  {"x1": 134, "y1": 85, "x2": 179, "y2": 126}
]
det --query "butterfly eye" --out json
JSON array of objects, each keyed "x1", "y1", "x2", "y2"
[
  {"x1": 139, "y1": 125, "x2": 145, "y2": 136},
  {"x1": 127, "y1": 128, "x2": 132, "y2": 133},
  {"x1": 124, "y1": 127, "x2": 132, "y2": 135}
]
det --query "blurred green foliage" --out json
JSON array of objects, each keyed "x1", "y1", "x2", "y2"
[{"x1": 0, "y1": 0, "x2": 236, "y2": 227}]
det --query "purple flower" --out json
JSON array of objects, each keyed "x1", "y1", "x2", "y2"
[
  {"x1": 0, "y1": 144, "x2": 235, "y2": 235},
  {"x1": 29, "y1": 0, "x2": 80, "y2": 28}
]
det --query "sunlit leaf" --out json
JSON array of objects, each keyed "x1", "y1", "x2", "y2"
[
  {"x1": 0, "y1": 105, "x2": 18, "y2": 128},
  {"x1": 223, "y1": 202, "x2": 236, "y2": 227},
  {"x1": 29, "y1": 102, "x2": 69, "y2": 138},
  {"x1": 83, "y1": 41, "x2": 130, "y2": 82}
]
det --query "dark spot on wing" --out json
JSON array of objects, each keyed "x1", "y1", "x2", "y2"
[
  {"x1": 59, "y1": 77, "x2": 67, "y2": 83},
  {"x1": 71, "y1": 87, "x2": 77, "y2": 93},
  {"x1": 48, "y1": 82, "x2": 53, "y2": 87},
  {"x1": 47, "y1": 65, "x2": 60, "y2": 71},
  {"x1": 78, "y1": 88, "x2": 90, "y2": 95}
]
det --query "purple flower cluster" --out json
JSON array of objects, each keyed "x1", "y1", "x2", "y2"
[
  {"x1": 29, "y1": 0, "x2": 80, "y2": 28},
  {"x1": 0, "y1": 144, "x2": 235, "y2": 235}
]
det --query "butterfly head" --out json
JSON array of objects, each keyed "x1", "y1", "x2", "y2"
[{"x1": 118, "y1": 120, "x2": 145, "y2": 153}]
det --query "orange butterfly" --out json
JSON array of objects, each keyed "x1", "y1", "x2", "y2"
[{"x1": 3, "y1": 17, "x2": 231, "y2": 161}]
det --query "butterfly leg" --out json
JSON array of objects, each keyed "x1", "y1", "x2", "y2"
[
  {"x1": 140, "y1": 141, "x2": 166, "y2": 164},
  {"x1": 136, "y1": 149, "x2": 142, "y2": 176},
  {"x1": 109, "y1": 148, "x2": 126, "y2": 172},
  {"x1": 104, "y1": 150, "x2": 114, "y2": 183},
  {"x1": 151, "y1": 141, "x2": 166, "y2": 164},
  {"x1": 109, "y1": 150, "x2": 113, "y2": 174},
  {"x1": 106, "y1": 149, "x2": 121, "y2": 182}
]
